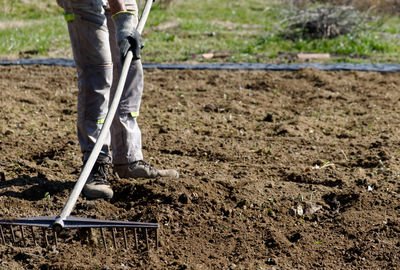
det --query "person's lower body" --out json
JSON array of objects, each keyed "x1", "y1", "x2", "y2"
[
  {"x1": 105, "y1": 10, "x2": 179, "y2": 180},
  {"x1": 59, "y1": 0, "x2": 178, "y2": 200}
]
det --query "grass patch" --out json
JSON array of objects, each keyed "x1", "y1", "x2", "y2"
[
  {"x1": 0, "y1": 0, "x2": 399, "y2": 63},
  {"x1": 0, "y1": 0, "x2": 60, "y2": 19},
  {"x1": 0, "y1": 16, "x2": 69, "y2": 57}
]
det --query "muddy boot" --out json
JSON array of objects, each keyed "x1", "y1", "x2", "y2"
[
  {"x1": 83, "y1": 159, "x2": 114, "y2": 200},
  {"x1": 114, "y1": 160, "x2": 179, "y2": 179}
]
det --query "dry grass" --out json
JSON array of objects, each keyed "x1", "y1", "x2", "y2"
[
  {"x1": 138, "y1": 0, "x2": 174, "y2": 9},
  {"x1": 0, "y1": 20, "x2": 29, "y2": 30},
  {"x1": 280, "y1": 5, "x2": 376, "y2": 40},
  {"x1": 332, "y1": 0, "x2": 400, "y2": 14},
  {"x1": 289, "y1": 0, "x2": 400, "y2": 14},
  {"x1": 0, "y1": 0, "x2": 60, "y2": 16}
]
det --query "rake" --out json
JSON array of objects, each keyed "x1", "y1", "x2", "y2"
[{"x1": 0, "y1": 0, "x2": 158, "y2": 250}]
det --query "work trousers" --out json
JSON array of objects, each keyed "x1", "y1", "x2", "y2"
[{"x1": 57, "y1": 0, "x2": 144, "y2": 164}]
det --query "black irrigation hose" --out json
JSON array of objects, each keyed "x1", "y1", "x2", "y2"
[{"x1": 0, "y1": 58, "x2": 399, "y2": 72}]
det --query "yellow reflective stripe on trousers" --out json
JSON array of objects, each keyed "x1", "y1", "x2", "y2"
[
  {"x1": 130, "y1": 112, "x2": 139, "y2": 118},
  {"x1": 97, "y1": 118, "x2": 105, "y2": 124},
  {"x1": 64, "y1": 13, "x2": 75, "y2": 22},
  {"x1": 111, "y1": 11, "x2": 136, "y2": 19}
]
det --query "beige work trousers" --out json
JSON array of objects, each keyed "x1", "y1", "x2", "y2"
[{"x1": 57, "y1": 0, "x2": 144, "y2": 165}]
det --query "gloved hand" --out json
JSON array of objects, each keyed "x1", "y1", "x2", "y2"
[{"x1": 112, "y1": 12, "x2": 143, "y2": 61}]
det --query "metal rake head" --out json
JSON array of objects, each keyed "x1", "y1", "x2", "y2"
[{"x1": 0, "y1": 216, "x2": 159, "y2": 250}]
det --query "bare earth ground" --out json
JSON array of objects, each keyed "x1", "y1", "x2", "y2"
[{"x1": 1, "y1": 65, "x2": 400, "y2": 269}]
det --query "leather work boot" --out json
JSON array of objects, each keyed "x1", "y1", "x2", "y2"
[
  {"x1": 114, "y1": 160, "x2": 179, "y2": 179},
  {"x1": 83, "y1": 159, "x2": 114, "y2": 200}
]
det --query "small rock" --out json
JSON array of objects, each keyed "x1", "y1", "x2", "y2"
[
  {"x1": 296, "y1": 204, "x2": 304, "y2": 216},
  {"x1": 204, "y1": 104, "x2": 216, "y2": 112},
  {"x1": 202, "y1": 53, "x2": 214, "y2": 59},
  {"x1": 304, "y1": 202, "x2": 322, "y2": 215}
]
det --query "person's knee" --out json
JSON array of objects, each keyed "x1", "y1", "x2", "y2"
[{"x1": 78, "y1": 64, "x2": 113, "y2": 120}]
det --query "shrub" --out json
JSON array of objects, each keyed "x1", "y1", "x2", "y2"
[{"x1": 280, "y1": 4, "x2": 380, "y2": 40}]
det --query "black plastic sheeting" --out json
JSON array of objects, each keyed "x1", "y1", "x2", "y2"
[{"x1": 1, "y1": 58, "x2": 399, "y2": 72}]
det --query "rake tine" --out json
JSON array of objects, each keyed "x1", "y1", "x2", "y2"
[
  {"x1": 101, "y1": 228, "x2": 107, "y2": 249},
  {"x1": 10, "y1": 226, "x2": 16, "y2": 244},
  {"x1": 30, "y1": 227, "x2": 37, "y2": 245},
  {"x1": 111, "y1": 228, "x2": 117, "y2": 249},
  {"x1": 19, "y1": 226, "x2": 26, "y2": 246},
  {"x1": 145, "y1": 228, "x2": 149, "y2": 251},
  {"x1": 0, "y1": 216, "x2": 159, "y2": 249},
  {"x1": 123, "y1": 228, "x2": 128, "y2": 250},
  {"x1": 54, "y1": 231, "x2": 58, "y2": 248},
  {"x1": 0, "y1": 226, "x2": 6, "y2": 245},
  {"x1": 134, "y1": 228, "x2": 138, "y2": 250},
  {"x1": 42, "y1": 228, "x2": 49, "y2": 246},
  {"x1": 155, "y1": 228, "x2": 158, "y2": 250}
]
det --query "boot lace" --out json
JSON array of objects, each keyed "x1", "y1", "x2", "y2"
[
  {"x1": 132, "y1": 160, "x2": 157, "y2": 172},
  {"x1": 88, "y1": 160, "x2": 112, "y2": 185}
]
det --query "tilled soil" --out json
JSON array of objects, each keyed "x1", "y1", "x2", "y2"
[{"x1": 1, "y1": 65, "x2": 400, "y2": 269}]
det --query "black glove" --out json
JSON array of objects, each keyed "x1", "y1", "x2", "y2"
[{"x1": 112, "y1": 12, "x2": 144, "y2": 61}]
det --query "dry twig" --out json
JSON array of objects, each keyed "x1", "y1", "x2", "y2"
[{"x1": 280, "y1": 4, "x2": 378, "y2": 40}]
